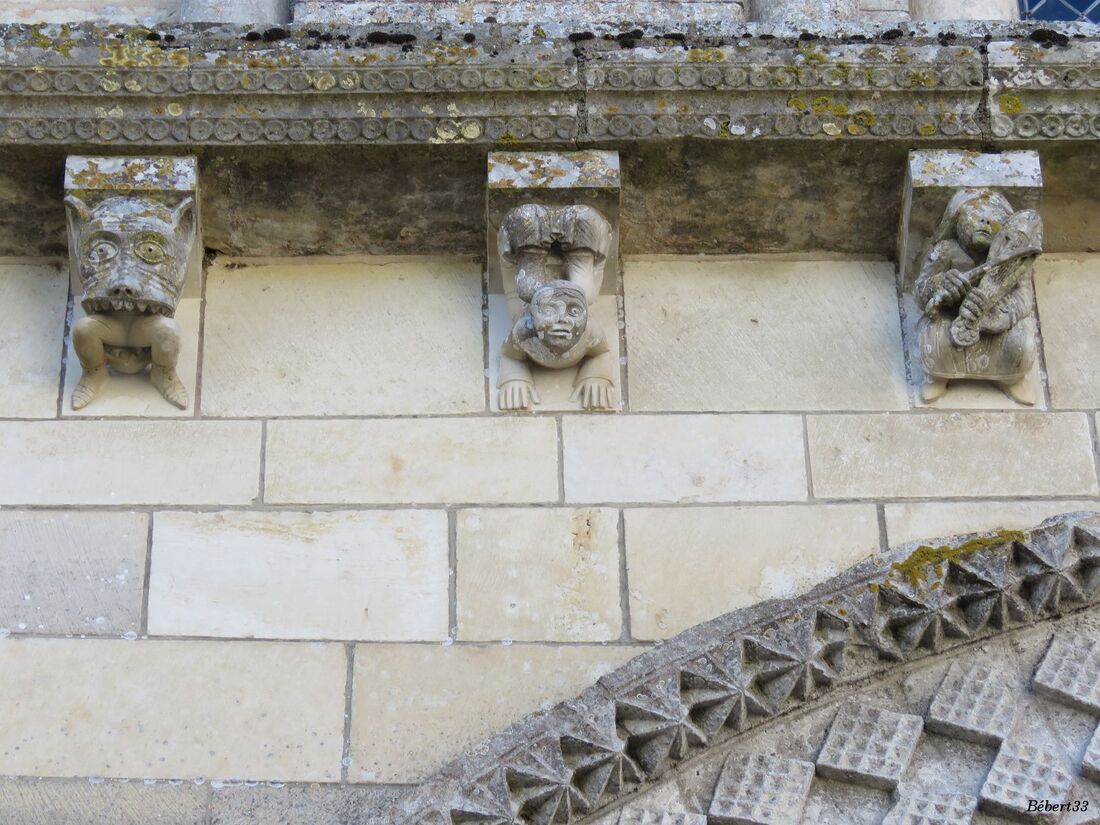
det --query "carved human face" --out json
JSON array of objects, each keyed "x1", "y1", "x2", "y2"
[
  {"x1": 69, "y1": 195, "x2": 194, "y2": 317},
  {"x1": 529, "y1": 284, "x2": 588, "y2": 354},
  {"x1": 957, "y1": 201, "x2": 1007, "y2": 254}
]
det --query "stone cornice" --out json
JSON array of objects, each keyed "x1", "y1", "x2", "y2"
[
  {"x1": 383, "y1": 511, "x2": 1100, "y2": 824},
  {"x1": 0, "y1": 21, "x2": 1096, "y2": 146}
]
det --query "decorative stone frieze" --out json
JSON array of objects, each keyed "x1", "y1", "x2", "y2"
[
  {"x1": 708, "y1": 752, "x2": 814, "y2": 824},
  {"x1": 815, "y1": 702, "x2": 924, "y2": 791},
  {"x1": 64, "y1": 156, "x2": 200, "y2": 410},
  {"x1": 925, "y1": 661, "x2": 1017, "y2": 745}
]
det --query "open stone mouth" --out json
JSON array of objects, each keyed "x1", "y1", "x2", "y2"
[{"x1": 85, "y1": 297, "x2": 173, "y2": 316}]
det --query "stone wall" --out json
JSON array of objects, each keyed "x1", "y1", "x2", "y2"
[{"x1": 2, "y1": 248, "x2": 1100, "y2": 821}]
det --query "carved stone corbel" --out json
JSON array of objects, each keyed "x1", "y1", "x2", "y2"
[
  {"x1": 487, "y1": 151, "x2": 621, "y2": 412},
  {"x1": 64, "y1": 156, "x2": 200, "y2": 410}
]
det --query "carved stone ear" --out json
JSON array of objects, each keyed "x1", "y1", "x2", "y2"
[
  {"x1": 171, "y1": 196, "x2": 196, "y2": 234},
  {"x1": 64, "y1": 194, "x2": 91, "y2": 224}
]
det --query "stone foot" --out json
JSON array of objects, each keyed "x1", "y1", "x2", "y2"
[
  {"x1": 151, "y1": 366, "x2": 189, "y2": 409},
  {"x1": 72, "y1": 366, "x2": 108, "y2": 410},
  {"x1": 999, "y1": 377, "x2": 1036, "y2": 406},
  {"x1": 921, "y1": 378, "x2": 949, "y2": 403}
]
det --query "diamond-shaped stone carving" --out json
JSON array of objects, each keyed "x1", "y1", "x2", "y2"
[
  {"x1": 882, "y1": 792, "x2": 977, "y2": 825},
  {"x1": 979, "y1": 742, "x2": 1073, "y2": 824},
  {"x1": 1033, "y1": 634, "x2": 1100, "y2": 713},
  {"x1": 708, "y1": 752, "x2": 814, "y2": 825},
  {"x1": 926, "y1": 661, "x2": 1017, "y2": 746},
  {"x1": 1083, "y1": 722, "x2": 1100, "y2": 783},
  {"x1": 815, "y1": 702, "x2": 924, "y2": 790},
  {"x1": 618, "y1": 813, "x2": 707, "y2": 825}
]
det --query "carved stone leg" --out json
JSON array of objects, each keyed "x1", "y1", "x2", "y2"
[
  {"x1": 71, "y1": 313, "x2": 126, "y2": 410},
  {"x1": 998, "y1": 378, "x2": 1036, "y2": 406},
  {"x1": 514, "y1": 249, "x2": 550, "y2": 304},
  {"x1": 921, "y1": 378, "x2": 949, "y2": 403},
  {"x1": 564, "y1": 249, "x2": 600, "y2": 304},
  {"x1": 134, "y1": 314, "x2": 189, "y2": 409}
]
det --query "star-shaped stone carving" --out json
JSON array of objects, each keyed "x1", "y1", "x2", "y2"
[
  {"x1": 742, "y1": 611, "x2": 848, "y2": 707},
  {"x1": 870, "y1": 580, "x2": 971, "y2": 659},
  {"x1": 1014, "y1": 522, "x2": 1090, "y2": 615},
  {"x1": 504, "y1": 738, "x2": 588, "y2": 824},
  {"x1": 948, "y1": 550, "x2": 1034, "y2": 633},
  {"x1": 616, "y1": 672, "x2": 706, "y2": 776},
  {"x1": 449, "y1": 768, "x2": 518, "y2": 824},
  {"x1": 558, "y1": 707, "x2": 644, "y2": 812},
  {"x1": 678, "y1": 640, "x2": 771, "y2": 738}
]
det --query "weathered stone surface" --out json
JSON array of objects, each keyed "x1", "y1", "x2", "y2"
[
  {"x1": 210, "y1": 782, "x2": 403, "y2": 825},
  {"x1": 1033, "y1": 634, "x2": 1100, "y2": 714},
  {"x1": 265, "y1": 418, "x2": 558, "y2": 504},
  {"x1": 0, "y1": 2, "x2": 176, "y2": 24},
  {"x1": 563, "y1": 415, "x2": 806, "y2": 504},
  {"x1": 880, "y1": 792, "x2": 977, "y2": 825},
  {"x1": 1083, "y1": 724, "x2": 1100, "y2": 784},
  {"x1": 625, "y1": 504, "x2": 880, "y2": 639},
  {"x1": 752, "y1": 0, "x2": 858, "y2": 23},
  {"x1": 0, "y1": 638, "x2": 346, "y2": 781},
  {"x1": 1034, "y1": 256, "x2": 1100, "y2": 409},
  {"x1": 708, "y1": 752, "x2": 814, "y2": 824},
  {"x1": 350, "y1": 644, "x2": 637, "y2": 782},
  {"x1": 456, "y1": 508, "x2": 621, "y2": 642},
  {"x1": 0, "y1": 778, "x2": 207, "y2": 825},
  {"x1": 617, "y1": 814, "x2": 706, "y2": 825},
  {"x1": 979, "y1": 741, "x2": 1073, "y2": 823},
  {"x1": 912, "y1": 0, "x2": 1018, "y2": 18},
  {"x1": 0, "y1": 420, "x2": 262, "y2": 505},
  {"x1": 201, "y1": 258, "x2": 485, "y2": 417},
  {"x1": 182, "y1": 0, "x2": 290, "y2": 24},
  {"x1": 815, "y1": 702, "x2": 924, "y2": 791},
  {"x1": 0, "y1": 511, "x2": 147, "y2": 636},
  {"x1": 0, "y1": 263, "x2": 67, "y2": 418},
  {"x1": 926, "y1": 661, "x2": 1017, "y2": 746},
  {"x1": 884, "y1": 501, "x2": 1100, "y2": 546},
  {"x1": 807, "y1": 413, "x2": 1098, "y2": 499},
  {"x1": 149, "y1": 510, "x2": 449, "y2": 641},
  {"x1": 624, "y1": 259, "x2": 908, "y2": 412}
]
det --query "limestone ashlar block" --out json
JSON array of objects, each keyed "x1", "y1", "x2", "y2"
[
  {"x1": 624, "y1": 505, "x2": 880, "y2": 640},
  {"x1": 708, "y1": 752, "x2": 815, "y2": 824},
  {"x1": 0, "y1": 511, "x2": 148, "y2": 636},
  {"x1": 456, "y1": 508, "x2": 621, "y2": 642},
  {"x1": 210, "y1": 783, "x2": 402, "y2": 825},
  {"x1": 0, "y1": 638, "x2": 346, "y2": 781},
  {"x1": 0, "y1": 263, "x2": 68, "y2": 418},
  {"x1": 807, "y1": 413, "x2": 1098, "y2": 499},
  {"x1": 181, "y1": 0, "x2": 291, "y2": 24},
  {"x1": 264, "y1": 418, "x2": 558, "y2": 505},
  {"x1": 881, "y1": 792, "x2": 977, "y2": 825},
  {"x1": 0, "y1": 778, "x2": 207, "y2": 825},
  {"x1": 884, "y1": 501, "x2": 1100, "y2": 547},
  {"x1": 926, "y1": 661, "x2": 1017, "y2": 746},
  {"x1": 898, "y1": 150, "x2": 1042, "y2": 286},
  {"x1": 979, "y1": 741, "x2": 1073, "y2": 824},
  {"x1": 623, "y1": 259, "x2": 908, "y2": 412},
  {"x1": 0, "y1": 1, "x2": 177, "y2": 24},
  {"x1": 1034, "y1": 257, "x2": 1100, "y2": 409},
  {"x1": 815, "y1": 702, "x2": 924, "y2": 791},
  {"x1": 0, "y1": 421, "x2": 262, "y2": 506},
  {"x1": 1033, "y1": 634, "x2": 1100, "y2": 714},
  {"x1": 350, "y1": 644, "x2": 637, "y2": 783},
  {"x1": 201, "y1": 258, "x2": 485, "y2": 417},
  {"x1": 487, "y1": 150, "x2": 621, "y2": 295},
  {"x1": 563, "y1": 415, "x2": 807, "y2": 504},
  {"x1": 148, "y1": 510, "x2": 449, "y2": 641}
]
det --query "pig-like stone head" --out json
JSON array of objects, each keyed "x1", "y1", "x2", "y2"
[{"x1": 66, "y1": 194, "x2": 195, "y2": 317}]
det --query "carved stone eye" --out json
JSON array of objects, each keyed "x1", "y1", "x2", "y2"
[
  {"x1": 87, "y1": 240, "x2": 118, "y2": 265},
  {"x1": 135, "y1": 239, "x2": 168, "y2": 264}
]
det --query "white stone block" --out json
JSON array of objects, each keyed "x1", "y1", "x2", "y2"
[
  {"x1": 1035, "y1": 256, "x2": 1100, "y2": 409},
  {"x1": 625, "y1": 505, "x2": 880, "y2": 639},
  {"x1": 350, "y1": 644, "x2": 638, "y2": 782},
  {"x1": 563, "y1": 415, "x2": 806, "y2": 504},
  {"x1": 456, "y1": 508, "x2": 621, "y2": 642},
  {"x1": 808, "y1": 413, "x2": 1098, "y2": 499},
  {"x1": 264, "y1": 417, "x2": 558, "y2": 505},
  {"x1": 181, "y1": 0, "x2": 290, "y2": 23},
  {"x1": 911, "y1": 0, "x2": 1018, "y2": 19},
  {"x1": 0, "y1": 1, "x2": 176, "y2": 24},
  {"x1": 148, "y1": 510, "x2": 449, "y2": 641},
  {"x1": 0, "y1": 264, "x2": 68, "y2": 418},
  {"x1": 0, "y1": 420, "x2": 262, "y2": 506},
  {"x1": 0, "y1": 638, "x2": 346, "y2": 781},
  {"x1": 624, "y1": 259, "x2": 908, "y2": 412},
  {"x1": 201, "y1": 258, "x2": 485, "y2": 417},
  {"x1": 885, "y1": 500, "x2": 1100, "y2": 547}
]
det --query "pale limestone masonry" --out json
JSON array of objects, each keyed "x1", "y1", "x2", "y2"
[
  {"x1": 148, "y1": 510, "x2": 450, "y2": 641},
  {"x1": 0, "y1": 1, "x2": 177, "y2": 24},
  {"x1": 0, "y1": 638, "x2": 346, "y2": 781},
  {"x1": 0, "y1": 779, "x2": 207, "y2": 825},
  {"x1": 456, "y1": 508, "x2": 621, "y2": 642},
  {"x1": 884, "y1": 500, "x2": 1100, "y2": 545},
  {"x1": 0, "y1": 511, "x2": 148, "y2": 636},
  {"x1": 1035, "y1": 256, "x2": 1100, "y2": 409},
  {"x1": 0, "y1": 264, "x2": 68, "y2": 418}
]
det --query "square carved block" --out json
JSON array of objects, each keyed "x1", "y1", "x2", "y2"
[
  {"x1": 708, "y1": 752, "x2": 815, "y2": 825},
  {"x1": 881, "y1": 791, "x2": 977, "y2": 825},
  {"x1": 926, "y1": 661, "x2": 1017, "y2": 746},
  {"x1": 618, "y1": 813, "x2": 707, "y2": 825},
  {"x1": 1033, "y1": 635, "x2": 1100, "y2": 714},
  {"x1": 1082, "y1": 723, "x2": 1100, "y2": 784},
  {"x1": 815, "y1": 702, "x2": 924, "y2": 791},
  {"x1": 979, "y1": 742, "x2": 1072, "y2": 824}
]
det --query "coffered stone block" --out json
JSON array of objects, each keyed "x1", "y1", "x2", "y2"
[
  {"x1": 979, "y1": 742, "x2": 1073, "y2": 823},
  {"x1": 201, "y1": 258, "x2": 484, "y2": 417},
  {"x1": 0, "y1": 511, "x2": 147, "y2": 636},
  {"x1": 926, "y1": 661, "x2": 1017, "y2": 746},
  {"x1": 0, "y1": 264, "x2": 67, "y2": 418},
  {"x1": 149, "y1": 510, "x2": 449, "y2": 641},
  {"x1": 350, "y1": 644, "x2": 638, "y2": 782},
  {"x1": 0, "y1": 638, "x2": 346, "y2": 781},
  {"x1": 816, "y1": 702, "x2": 924, "y2": 791},
  {"x1": 709, "y1": 752, "x2": 815, "y2": 824},
  {"x1": 885, "y1": 501, "x2": 1100, "y2": 547},
  {"x1": 1033, "y1": 634, "x2": 1100, "y2": 714},
  {"x1": 881, "y1": 792, "x2": 977, "y2": 825},
  {"x1": 624, "y1": 259, "x2": 908, "y2": 413},
  {"x1": 625, "y1": 504, "x2": 880, "y2": 640},
  {"x1": 456, "y1": 508, "x2": 621, "y2": 642},
  {"x1": 808, "y1": 413, "x2": 1098, "y2": 499},
  {"x1": 1034, "y1": 256, "x2": 1100, "y2": 409},
  {"x1": 0, "y1": 421, "x2": 262, "y2": 506},
  {"x1": 563, "y1": 415, "x2": 806, "y2": 504},
  {"x1": 265, "y1": 418, "x2": 558, "y2": 505},
  {"x1": 1083, "y1": 724, "x2": 1100, "y2": 783},
  {"x1": 0, "y1": 779, "x2": 206, "y2": 825}
]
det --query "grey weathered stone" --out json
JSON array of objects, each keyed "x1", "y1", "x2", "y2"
[
  {"x1": 209, "y1": 782, "x2": 403, "y2": 825},
  {"x1": 881, "y1": 792, "x2": 977, "y2": 825},
  {"x1": 925, "y1": 661, "x2": 1017, "y2": 746},
  {"x1": 815, "y1": 702, "x2": 924, "y2": 791},
  {"x1": 1083, "y1": 723, "x2": 1100, "y2": 784},
  {"x1": 752, "y1": 0, "x2": 859, "y2": 24},
  {"x1": 708, "y1": 752, "x2": 814, "y2": 824},
  {"x1": 181, "y1": 0, "x2": 291, "y2": 24},
  {"x1": 617, "y1": 813, "x2": 706, "y2": 825},
  {"x1": 1033, "y1": 634, "x2": 1100, "y2": 714},
  {"x1": 979, "y1": 741, "x2": 1074, "y2": 824},
  {"x1": 0, "y1": 778, "x2": 207, "y2": 825}
]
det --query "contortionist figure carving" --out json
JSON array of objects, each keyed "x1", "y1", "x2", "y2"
[
  {"x1": 497, "y1": 203, "x2": 617, "y2": 411},
  {"x1": 66, "y1": 194, "x2": 196, "y2": 410},
  {"x1": 915, "y1": 188, "x2": 1042, "y2": 405}
]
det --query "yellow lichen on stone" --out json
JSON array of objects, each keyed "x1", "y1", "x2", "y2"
[
  {"x1": 999, "y1": 95, "x2": 1025, "y2": 115},
  {"x1": 687, "y1": 48, "x2": 726, "y2": 64},
  {"x1": 889, "y1": 530, "x2": 1027, "y2": 588}
]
